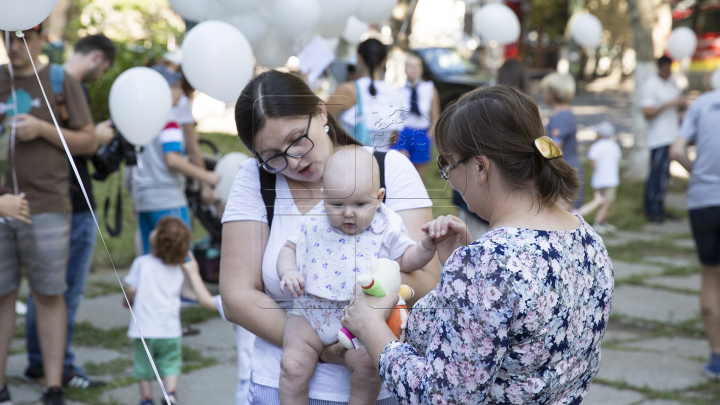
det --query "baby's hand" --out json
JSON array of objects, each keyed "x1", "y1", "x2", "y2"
[
  {"x1": 420, "y1": 228, "x2": 436, "y2": 252},
  {"x1": 280, "y1": 270, "x2": 305, "y2": 297},
  {"x1": 181, "y1": 251, "x2": 199, "y2": 276},
  {"x1": 421, "y1": 215, "x2": 471, "y2": 245}
]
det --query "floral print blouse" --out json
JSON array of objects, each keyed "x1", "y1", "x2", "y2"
[{"x1": 379, "y1": 218, "x2": 614, "y2": 404}]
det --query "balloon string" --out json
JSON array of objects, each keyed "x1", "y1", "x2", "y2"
[
  {"x1": 5, "y1": 30, "x2": 19, "y2": 195},
  {"x1": 17, "y1": 32, "x2": 172, "y2": 405}
]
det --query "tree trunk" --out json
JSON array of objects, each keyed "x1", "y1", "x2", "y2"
[{"x1": 625, "y1": 0, "x2": 660, "y2": 181}]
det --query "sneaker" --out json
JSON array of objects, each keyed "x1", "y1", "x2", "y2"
[
  {"x1": 41, "y1": 387, "x2": 64, "y2": 405},
  {"x1": 704, "y1": 361, "x2": 720, "y2": 379},
  {"x1": 160, "y1": 392, "x2": 178, "y2": 405},
  {"x1": 21, "y1": 365, "x2": 44, "y2": 383},
  {"x1": 0, "y1": 384, "x2": 12, "y2": 405},
  {"x1": 63, "y1": 365, "x2": 105, "y2": 389},
  {"x1": 140, "y1": 399, "x2": 154, "y2": 405}
]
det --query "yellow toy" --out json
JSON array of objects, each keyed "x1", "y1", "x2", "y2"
[{"x1": 338, "y1": 258, "x2": 415, "y2": 350}]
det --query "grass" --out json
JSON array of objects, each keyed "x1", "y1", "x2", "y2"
[
  {"x1": 180, "y1": 306, "x2": 220, "y2": 324},
  {"x1": 181, "y1": 346, "x2": 219, "y2": 374},
  {"x1": 84, "y1": 358, "x2": 133, "y2": 376},
  {"x1": 605, "y1": 239, "x2": 697, "y2": 263},
  {"x1": 73, "y1": 322, "x2": 132, "y2": 351},
  {"x1": 85, "y1": 279, "x2": 123, "y2": 299}
]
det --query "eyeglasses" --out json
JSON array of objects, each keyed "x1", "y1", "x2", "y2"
[
  {"x1": 436, "y1": 154, "x2": 469, "y2": 180},
  {"x1": 256, "y1": 115, "x2": 315, "y2": 174}
]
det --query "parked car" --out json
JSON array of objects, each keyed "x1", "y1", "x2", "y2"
[{"x1": 412, "y1": 47, "x2": 491, "y2": 109}]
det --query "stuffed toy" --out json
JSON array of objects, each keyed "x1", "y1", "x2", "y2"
[{"x1": 338, "y1": 258, "x2": 415, "y2": 350}]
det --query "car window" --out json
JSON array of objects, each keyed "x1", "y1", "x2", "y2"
[{"x1": 420, "y1": 48, "x2": 477, "y2": 75}]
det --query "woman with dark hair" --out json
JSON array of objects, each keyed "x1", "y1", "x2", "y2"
[
  {"x1": 328, "y1": 38, "x2": 406, "y2": 151},
  {"x1": 342, "y1": 85, "x2": 614, "y2": 404},
  {"x1": 219, "y1": 70, "x2": 438, "y2": 405}
]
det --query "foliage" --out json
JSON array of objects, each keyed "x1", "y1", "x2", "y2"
[{"x1": 63, "y1": 0, "x2": 185, "y2": 122}]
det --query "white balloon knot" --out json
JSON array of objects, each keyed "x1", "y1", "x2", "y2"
[{"x1": 15, "y1": 31, "x2": 25, "y2": 38}]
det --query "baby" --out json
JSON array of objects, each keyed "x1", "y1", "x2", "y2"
[{"x1": 276, "y1": 146, "x2": 436, "y2": 405}]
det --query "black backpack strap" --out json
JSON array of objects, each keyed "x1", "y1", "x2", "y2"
[
  {"x1": 104, "y1": 180, "x2": 123, "y2": 237},
  {"x1": 373, "y1": 151, "x2": 387, "y2": 203},
  {"x1": 259, "y1": 168, "x2": 277, "y2": 227}
]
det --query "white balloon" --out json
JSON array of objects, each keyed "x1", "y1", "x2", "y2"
[
  {"x1": 0, "y1": 0, "x2": 59, "y2": 31},
  {"x1": 182, "y1": 21, "x2": 254, "y2": 104},
  {"x1": 668, "y1": 27, "x2": 698, "y2": 60},
  {"x1": 254, "y1": 30, "x2": 293, "y2": 67},
  {"x1": 342, "y1": 16, "x2": 370, "y2": 45},
  {"x1": 213, "y1": 152, "x2": 250, "y2": 204},
  {"x1": 319, "y1": 22, "x2": 346, "y2": 39},
  {"x1": 354, "y1": 0, "x2": 396, "y2": 25},
  {"x1": 472, "y1": 3, "x2": 520, "y2": 45},
  {"x1": 221, "y1": 11, "x2": 268, "y2": 45},
  {"x1": 216, "y1": 0, "x2": 260, "y2": 14},
  {"x1": 571, "y1": 13, "x2": 603, "y2": 48},
  {"x1": 109, "y1": 67, "x2": 172, "y2": 146},
  {"x1": 318, "y1": 0, "x2": 359, "y2": 25},
  {"x1": 168, "y1": 0, "x2": 210, "y2": 21},
  {"x1": 274, "y1": 0, "x2": 320, "y2": 37}
]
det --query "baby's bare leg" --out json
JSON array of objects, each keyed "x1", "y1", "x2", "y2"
[
  {"x1": 279, "y1": 314, "x2": 324, "y2": 405},
  {"x1": 345, "y1": 347, "x2": 383, "y2": 405}
]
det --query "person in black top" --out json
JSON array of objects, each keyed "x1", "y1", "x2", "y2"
[{"x1": 22, "y1": 34, "x2": 115, "y2": 390}]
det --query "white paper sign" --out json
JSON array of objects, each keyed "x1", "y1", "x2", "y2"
[{"x1": 297, "y1": 35, "x2": 336, "y2": 86}]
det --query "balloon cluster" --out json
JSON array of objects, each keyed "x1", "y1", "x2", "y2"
[{"x1": 169, "y1": 0, "x2": 398, "y2": 64}]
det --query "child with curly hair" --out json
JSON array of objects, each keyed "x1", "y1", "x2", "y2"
[{"x1": 124, "y1": 216, "x2": 192, "y2": 405}]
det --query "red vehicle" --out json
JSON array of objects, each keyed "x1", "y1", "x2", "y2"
[{"x1": 672, "y1": 0, "x2": 720, "y2": 87}]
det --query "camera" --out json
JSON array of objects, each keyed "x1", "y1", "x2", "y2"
[{"x1": 92, "y1": 130, "x2": 138, "y2": 181}]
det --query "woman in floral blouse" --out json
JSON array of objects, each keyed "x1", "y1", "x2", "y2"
[{"x1": 342, "y1": 85, "x2": 614, "y2": 404}]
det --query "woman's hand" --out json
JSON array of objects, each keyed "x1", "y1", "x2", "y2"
[
  {"x1": 0, "y1": 193, "x2": 32, "y2": 224},
  {"x1": 422, "y1": 215, "x2": 472, "y2": 264},
  {"x1": 342, "y1": 285, "x2": 399, "y2": 344}
]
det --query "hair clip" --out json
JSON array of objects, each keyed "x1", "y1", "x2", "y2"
[{"x1": 534, "y1": 136, "x2": 563, "y2": 160}]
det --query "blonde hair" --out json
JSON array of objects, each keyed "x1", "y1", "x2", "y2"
[{"x1": 541, "y1": 73, "x2": 576, "y2": 103}]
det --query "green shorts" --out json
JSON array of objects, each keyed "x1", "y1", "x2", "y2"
[{"x1": 133, "y1": 338, "x2": 182, "y2": 380}]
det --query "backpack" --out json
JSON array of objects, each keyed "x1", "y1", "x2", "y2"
[{"x1": 260, "y1": 150, "x2": 388, "y2": 228}]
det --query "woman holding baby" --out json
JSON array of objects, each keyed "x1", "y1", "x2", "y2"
[{"x1": 222, "y1": 67, "x2": 613, "y2": 404}]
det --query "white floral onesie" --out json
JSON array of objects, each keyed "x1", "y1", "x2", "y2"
[{"x1": 287, "y1": 201, "x2": 415, "y2": 345}]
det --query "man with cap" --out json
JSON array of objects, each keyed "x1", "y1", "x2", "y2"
[
  {"x1": 0, "y1": 24, "x2": 95, "y2": 405},
  {"x1": 129, "y1": 64, "x2": 220, "y2": 252}
]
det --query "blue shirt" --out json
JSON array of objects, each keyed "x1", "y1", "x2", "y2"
[{"x1": 546, "y1": 110, "x2": 580, "y2": 171}]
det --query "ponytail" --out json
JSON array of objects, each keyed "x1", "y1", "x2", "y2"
[
  {"x1": 357, "y1": 38, "x2": 386, "y2": 98},
  {"x1": 534, "y1": 155, "x2": 581, "y2": 207}
]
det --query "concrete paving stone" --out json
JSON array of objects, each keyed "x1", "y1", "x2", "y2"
[
  {"x1": 182, "y1": 317, "x2": 237, "y2": 363},
  {"x1": 4, "y1": 383, "x2": 43, "y2": 405},
  {"x1": 642, "y1": 256, "x2": 696, "y2": 268},
  {"x1": 75, "y1": 293, "x2": 131, "y2": 330},
  {"x1": 101, "y1": 363, "x2": 238, "y2": 405},
  {"x1": 673, "y1": 239, "x2": 696, "y2": 249},
  {"x1": 74, "y1": 346, "x2": 124, "y2": 368},
  {"x1": 645, "y1": 274, "x2": 701, "y2": 293},
  {"x1": 644, "y1": 220, "x2": 691, "y2": 236},
  {"x1": 597, "y1": 349, "x2": 707, "y2": 391},
  {"x1": 638, "y1": 401, "x2": 686, "y2": 405},
  {"x1": 581, "y1": 384, "x2": 645, "y2": 405},
  {"x1": 612, "y1": 260, "x2": 665, "y2": 280},
  {"x1": 665, "y1": 192, "x2": 688, "y2": 212},
  {"x1": 602, "y1": 231, "x2": 662, "y2": 247},
  {"x1": 601, "y1": 330, "x2": 648, "y2": 344},
  {"x1": 6, "y1": 353, "x2": 28, "y2": 379},
  {"x1": 618, "y1": 337, "x2": 708, "y2": 362},
  {"x1": 612, "y1": 285, "x2": 699, "y2": 324}
]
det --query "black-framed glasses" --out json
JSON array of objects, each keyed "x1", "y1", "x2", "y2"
[
  {"x1": 256, "y1": 115, "x2": 314, "y2": 174},
  {"x1": 437, "y1": 154, "x2": 469, "y2": 180}
]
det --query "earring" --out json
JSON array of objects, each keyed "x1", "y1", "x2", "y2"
[{"x1": 323, "y1": 125, "x2": 329, "y2": 133}]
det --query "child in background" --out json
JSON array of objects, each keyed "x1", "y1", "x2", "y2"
[
  {"x1": 124, "y1": 217, "x2": 191, "y2": 405},
  {"x1": 180, "y1": 252, "x2": 256, "y2": 405},
  {"x1": 276, "y1": 146, "x2": 438, "y2": 405},
  {"x1": 586, "y1": 121, "x2": 622, "y2": 233}
]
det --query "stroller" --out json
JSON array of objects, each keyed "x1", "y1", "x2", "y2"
[{"x1": 186, "y1": 138, "x2": 224, "y2": 284}]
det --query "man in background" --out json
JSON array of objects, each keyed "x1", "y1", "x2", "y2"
[
  {"x1": 0, "y1": 24, "x2": 96, "y2": 405},
  {"x1": 22, "y1": 34, "x2": 116, "y2": 390},
  {"x1": 641, "y1": 55, "x2": 686, "y2": 223}
]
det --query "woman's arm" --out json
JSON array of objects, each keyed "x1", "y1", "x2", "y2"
[
  {"x1": 396, "y1": 207, "x2": 440, "y2": 307},
  {"x1": 326, "y1": 82, "x2": 356, "y2": 118},
  {"x1": 219, "y1": 220, "x2": 287, "y2": 347}
]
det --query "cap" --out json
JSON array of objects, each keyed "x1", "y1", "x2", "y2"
[
  {"x1": 590, "y1": 121, "x2": 615, "y2": 138},
  {"x1": 151, "y1": 64, "x2": 182, "y2": 86}
]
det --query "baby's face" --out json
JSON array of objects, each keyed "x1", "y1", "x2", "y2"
[{"x1": 323, "y1": 166, "x2": 383, "y2": 235}]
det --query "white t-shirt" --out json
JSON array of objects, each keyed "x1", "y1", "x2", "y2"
[
  {"x1": 173, "y1": 95, "x2": 195, "y2": 126},
  {"x1": 221, "y1": 148, "x2": 431, "y2": 402},
  {"x1": 400, "y1": 80, "x2": 434, "y2": 130},
  {"x1": 214, "y1": 295, "x2": 256, "y2": 381},
  {"x1": 124, "y1": 254, "x2": 185, "y2": 339},
  {"x1": 587, "y1": 138, "x2": 622, "y2": 189},
  {"x1": 641, "y1": 74, "x2": 682, "y2": 149}
]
